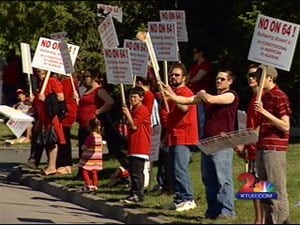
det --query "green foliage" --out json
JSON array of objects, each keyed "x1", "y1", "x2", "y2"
[{"x1": 0, "y1": 1, "x2": 300, "y2": 121}]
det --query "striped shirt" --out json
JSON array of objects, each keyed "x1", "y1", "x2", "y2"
[
  {"x1": 79, "y1": 132, "x2": 103, "y2": 171},
  {"x1": 257, "y1": 85, "x2": 291, "y2": 151}
]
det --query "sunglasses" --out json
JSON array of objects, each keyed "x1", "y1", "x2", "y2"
[
  {"x1": 169, "y1": 73, "x2": 182, "y2": 77},
  {"x1": 247, "y1": 72, "x2": 257, "y2": 79},
  {"x1": 216, "y1": 77, "x2": 226, "y2": 81}
]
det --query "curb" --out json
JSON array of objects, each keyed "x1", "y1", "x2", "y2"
[{"x1": 7, "y1": 169, "x2": 170, "y2": 224}]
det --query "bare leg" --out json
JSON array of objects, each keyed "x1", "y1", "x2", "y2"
[
  {"x1": 254, "y1": 199, "x2": 264, "y2": 224},
  {"x1": 44, "y1": 144, "x2": 58, "y2": 174}
]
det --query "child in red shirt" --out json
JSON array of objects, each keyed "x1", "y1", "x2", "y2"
[{"x1": 121, "y1": 86, "x2": 151, "y2": 204}]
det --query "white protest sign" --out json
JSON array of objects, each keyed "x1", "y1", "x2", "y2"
[
  {"x1": 98, "y1": 14, "x2": 119, "y2": 48},
  {"x1": 160, "y1": 10, "x2": 188, "y2": 42},
  {"x1": 20, "y1": 43, "x2": 33, "y2": 74},
  {"x1": 50, "y1": 31, "x2": 67, "y2": 41},
  {"x1": 123, "y1": 39, "x2": 149, "y2": 77},
  {"x1": 149, "y1": 124, "x2": 162, "y2": 162},
  {"x1": 97, "y1": 3, "x2": 123, "y2": 23},
  {"x1": 197, "y1": 129, "x2": 258, "y2": 155},
  {"x1": 248, "y1": 14, "x2": 300, "y2": 71},
  {"x1": 0, "y1": 105, "x2": 34, "y2": 138},
  {"x1": 31, "y1": 37, "x2": 80, "y2": 75},
  {"x1": 103, "y1": 48, "x2": 133, "y2": 85},
  {"x1": 148, "y1": 21, "x2": 179, "y2": 62}
]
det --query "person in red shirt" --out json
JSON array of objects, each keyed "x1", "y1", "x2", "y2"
[
  {"x1": 188, "y1": 46, "x2": 213, "y2": 140},
  {"x1": 121, "y1": 86, "x2": 151, "y2": 204},
  {"x1": 164, "y1": 62, "x2": 198, "y2": 212},
  {"x1": 236, "y1": 64, "x2": 263, "y2": 224},
  {"x1": 254, "y1": 65, "x2": 291, "y2": 224},
  {"x1": 36, "y1": 70, "x2": 66, "y2": 175},
  {"x1": 56, "y1": 73, "x2": 79, "y2": 175}
]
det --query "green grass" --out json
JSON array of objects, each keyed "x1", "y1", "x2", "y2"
[{"x1": 0, "y1": 121, "x2": 299, "y2": 224}]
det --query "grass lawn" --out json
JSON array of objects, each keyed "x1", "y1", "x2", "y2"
[{"x1": 0, "y1": 121, "x2": 299, "y2": 224}]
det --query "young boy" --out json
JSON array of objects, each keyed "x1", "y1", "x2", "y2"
[{"x1": 121, "y1": 86, "x2": 152, "y2": 204}]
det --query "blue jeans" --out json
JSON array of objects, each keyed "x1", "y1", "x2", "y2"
[
  {"x1": 169, "y1": 145, "x2": 194, "y2": 203},
  {"x1": 198, "y1": 104, "x2": 205, "y2": 140},
  {"x1": 201, "y1": 148, "x2": 236, "y2": 218}
]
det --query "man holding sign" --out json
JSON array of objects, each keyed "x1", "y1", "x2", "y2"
[
  {"x1": 161, "y1": 68, "x2": 239, "y2": 219},
  {"x1": 254, "y1": 65, "x2": 291, "y2": 224}
]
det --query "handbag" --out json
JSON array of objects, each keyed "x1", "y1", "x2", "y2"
[{"x1": 36, "y1": 125, "x2": 58, "y2": 149}]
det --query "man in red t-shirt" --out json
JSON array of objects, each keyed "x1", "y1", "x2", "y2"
[{"x1": 165, "y1": 62, "x2": 198, "y2": 212}]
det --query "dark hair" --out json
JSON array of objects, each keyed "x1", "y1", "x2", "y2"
[
  {"x1": 169, "y1": 62, "x2": 188, "y2": 77},
  {"x1": 193, "y1": 45, "x2": 207, "y2": 58},
  {"x1": 85, "y1": 68, "x2": 104, "y2": 84},
  {"x1": 218, "y1": 68, "x2": 235, "y2": 81},
  {"x1": 136, "y1": 76, "x2": 150, "y2": 86},
  {"x1": 129, "y1": 86, "x2": 145, "y2": 97},
  {"x1": 89, "y1": 118, "x2": 101, "y2": 131}
]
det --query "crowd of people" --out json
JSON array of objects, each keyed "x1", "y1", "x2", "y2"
[{"x1": 0, "y1": 45, "x2": 292, "y2": 224}]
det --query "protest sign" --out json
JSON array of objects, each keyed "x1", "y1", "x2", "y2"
[
  {"x1": 31, "y1": 37, "x2": 79, "y2": 75},
  {"x1": 147, "y1": 21, "x2": 179, "y2": 62},
  {"x1": 160, "y1": 10, "x2": 188, "y2": 42},
  {"x1": 97, "y1": 3, "x2": 123, "y2": 23},
  {"x1": 149, "y1": 124, "x2": 162, "y2": 162},
  {"x1": 0, "y1": 105, "x2": 34, "y2": 138},
  {"x1": 123, "y1": 39, "x2": 149, "y2": 77},
  {"x1": 103, "y1": 48, "x2": 133, "y2": 85},
  {"x1": 197, "y1": 129, "x2": 258, "y2": 155},
  {"x1": 248, "y1": 14, "x2": 299, "y2": 71},
  {"x1": 98, "y1": 14, "x2": 119, "y2": 48}
]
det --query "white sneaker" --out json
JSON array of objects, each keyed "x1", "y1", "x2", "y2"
[{"x1": 175, "y1": 200, "x2": 197, "y2": 212}]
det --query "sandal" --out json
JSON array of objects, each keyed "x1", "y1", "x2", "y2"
[{"x1": 42, "y1": 169, "x2": 57, "y2": 176}]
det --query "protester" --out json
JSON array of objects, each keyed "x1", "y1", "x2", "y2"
[
  {"x1": 35, "y1": 70, "x2": 66, "y2": 175},
  {"x1": 188, "y1": 46, "x2": 213, "y2": 140},
  {"x1": 235, "y1": 64, "x2": 264, "y2": 224},
  {"x1": 56, "y1": 73, "x2": 79, "y2": 175},
  {"x1": 95, "y1": 73, "x2": 128, "y2": 170},
  {"x1": 4, "y1": 88, "x2": 33, "y2": 145},
  {"x1": 75, "y1": 69, "x2": 102, "y2": 180},
  {"x1": 78, "y1": 117, "x2": 103, "y2": 193},
  {"x1": 121, "y1": 86, "x2": 151, "y2": 204},
  {"x1": 162, "y1": 68, "x2": 239, "y2": 219},
  {"x1": 135, "y1": 76, "x2": 160, "y2": 190},
  {"x1": 164, "y1": 62, "x2": 198, "y2": 212},
  {"x1": 253, "y1": 65, "x2": 291, "y2": 224}
]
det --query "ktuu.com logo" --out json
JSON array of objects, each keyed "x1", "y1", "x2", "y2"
[{"x1": 236, "y1": 172, "x2": 278, "y2": 200}]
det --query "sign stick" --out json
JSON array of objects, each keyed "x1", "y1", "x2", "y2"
[
  {"x1": 256, "y1": 65, "x2": 266, "y2": 103},
  {"x1": 136, "y1": 31, "x2": 169, "y2": 112},
  {"x1": 40, "y1": 70, "x2": 51, "y2": 95}
]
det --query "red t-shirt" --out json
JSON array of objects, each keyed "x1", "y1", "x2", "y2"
[
  {"x1": 143, "y1": 90, "x2": 154, "y2": 115},
  {"x1": 166, "y1": 86, "x2": 198, "y2": 146},
  {"x1": 127, "y1": 104, "x2": 152, "y2": 156},
  {"x1": 189, "y1": 59, "x2": 213, "y2": 94},
  {"x1": 77, "y1": 87, "x2": 99, "y2": 128},
  {"x1": 257, "y1": 85, "x2": 291, "y2": 151},
  {"x1": 204, "y1": 90, "x2": 239, "y2": 138},
  {"x1": 36, "y1": 77, "x2": 65, "y2": 144},
  {"x1": 60, "y1": 77, "x2": 78, "y2": 127},
  {"x1": 245, "y1": 93, "x2": 261, "y2": 160}
]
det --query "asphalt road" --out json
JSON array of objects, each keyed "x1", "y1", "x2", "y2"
[{"x1": 0, "y1": 147, "x2": 123, "y2": 224}]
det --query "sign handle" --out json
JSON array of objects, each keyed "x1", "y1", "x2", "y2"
[
  {"x1": 136, "y1": 31, "x2": 169, "y2": 113},
  {"x1": 256, "y1": 65, "x2": 267, "y2": 103},
  {"x1": 40, "y1": 71, "x2": 51, "y2": 95}
]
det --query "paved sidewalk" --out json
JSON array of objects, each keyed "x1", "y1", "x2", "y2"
[{"x1": 7, "y1": 168, "x2": 170, "y2": 224}]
